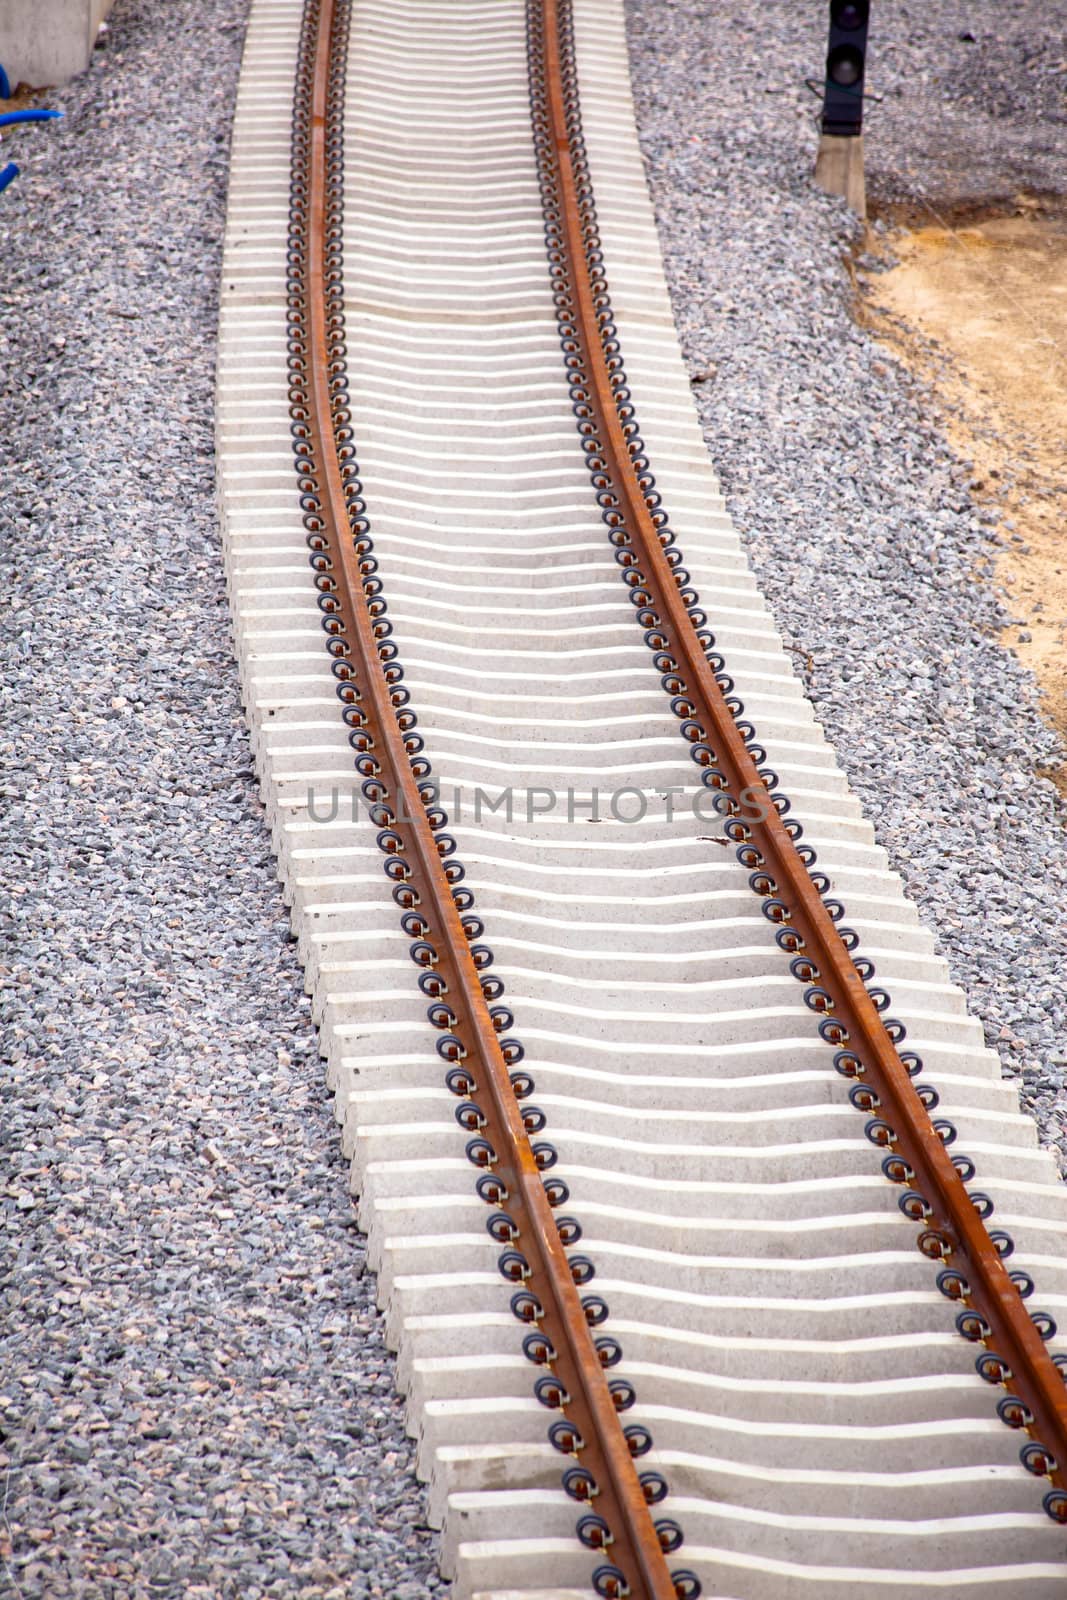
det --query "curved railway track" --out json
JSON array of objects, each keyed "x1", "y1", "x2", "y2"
[{"x1": 216, "y1": 2, "x2": 1067, "y2": 1595}]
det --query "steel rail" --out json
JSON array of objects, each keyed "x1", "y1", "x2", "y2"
[
  {"x1": 292, "y1": 2, "x2": 679, "y2": 1595},
  {"x1": 536, "y1": 0, "x2": 1067, "y2": 1516}
]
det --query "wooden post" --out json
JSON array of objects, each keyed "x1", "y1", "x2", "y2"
[{"x1": 814, "y1": 132, "x2": 866, "y2": 218}]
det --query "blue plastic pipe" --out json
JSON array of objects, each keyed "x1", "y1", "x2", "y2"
[
  {"x1": 0, "y1": 65, "x2": 10, "y2": 100},
  {"x1": 0, "y1": 161, "x2": 19, "y2": 195},
  {"x1": 0, "y1": 109, "x2": 62, "y2": 128}
]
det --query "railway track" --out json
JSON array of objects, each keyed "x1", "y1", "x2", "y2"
[{"x1": 216, "y1": 1, "x2": 1067, "y2": 1595}]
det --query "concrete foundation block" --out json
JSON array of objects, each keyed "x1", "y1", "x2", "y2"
[{"x1": 0, "y1": 0, "x2": 114, "y2": 88}]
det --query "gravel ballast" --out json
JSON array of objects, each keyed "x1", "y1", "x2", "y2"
[
  {"x1": 624, "y1": 0, "x2": 1067, "y2": 1164},
  {"x1": 0, "y1": 4, "x2": 442, "y2": 1596},
  {"x1": 1, "y1": 2, "x2": 1065, "y2": 1598}
]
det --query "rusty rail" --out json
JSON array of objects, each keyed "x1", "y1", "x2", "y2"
[
  {"x1": 532, "y1": 0, "x2": 1067, "y2": 1526},
  {"x1": 288, "y1": 1, "x2": 684, "y2": 1596},
  {"x1": 284, "y1": 0, "x2": 1067, "y2": 1588}
]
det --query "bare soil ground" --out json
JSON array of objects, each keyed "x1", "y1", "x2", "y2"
[{"x1": 859, "y1": 194, "x2": 1067, "y2": 786}]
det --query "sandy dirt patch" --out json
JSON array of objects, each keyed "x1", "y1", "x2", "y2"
[{"x1": 860, "y1": 195, "x2": 1067, "y2": 784}]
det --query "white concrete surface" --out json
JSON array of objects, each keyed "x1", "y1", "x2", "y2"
[{"x1": 0, "y1": 0, "x2": 113, "y2": 88}]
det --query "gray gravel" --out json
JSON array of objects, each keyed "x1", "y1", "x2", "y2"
[
  {"x1": 0, "y1": 3, "x2": 442, "y2": 1596},
  {"x1": 624, "y1": 0, "x2": 1067, "y2": 1161},
  {"x1": 2, "y1": 3, "x2": 1065, "y2": 1596}
]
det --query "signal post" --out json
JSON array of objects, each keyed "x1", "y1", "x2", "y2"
[{"x1": 814, "y1": 0, "x2": 870, "y2": 218}]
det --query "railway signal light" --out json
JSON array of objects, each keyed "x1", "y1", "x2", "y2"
[
  {"x1": 813, "y1": 0, "x2": 870, "y2": 216},
  {"x1": 821, "y1": 0, "x2": 870, "y2": 137}
]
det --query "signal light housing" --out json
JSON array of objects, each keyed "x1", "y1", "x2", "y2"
[{"x1": 821, "y1": 0, "x2": 870, "y2": 137}]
